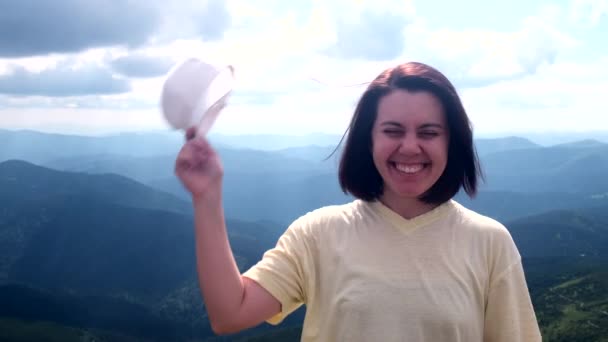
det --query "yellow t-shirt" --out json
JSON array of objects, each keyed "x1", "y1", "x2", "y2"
[{"x1": 243, "y1": 199, "x2": 542, "y2": 342}]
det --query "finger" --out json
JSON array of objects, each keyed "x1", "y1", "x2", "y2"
[
  {"x1": 185, "y1": 127, "x2": 197, "y2": 141},
  {"x1": 175, "y1": 144, "x2": 196, "y2": 169},
  {"x1": 179, "y1": 141, "x2": 211, "y2": 166},
  {"x1": 190, "y1": 136, "x2": 213, "y2": 152},
  {"x1": 175, "y1": 157, "x2": 191, "y2": 174}
]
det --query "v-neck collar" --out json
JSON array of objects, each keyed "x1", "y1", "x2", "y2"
[{"x1": 367, "y1": 199, "x2": 454, "y2": 234}]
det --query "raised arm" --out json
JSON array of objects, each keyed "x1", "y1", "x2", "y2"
[{"x1": 175, "y1": 130, "x2": 280, "y2": 334}]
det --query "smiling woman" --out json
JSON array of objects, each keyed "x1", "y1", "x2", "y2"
[
  {"x1": 338, "y1": 62, "x2": 479, "y2": 216},
  {"x1": 175, "y1": 61, "x2": 543, "y2": 341}
]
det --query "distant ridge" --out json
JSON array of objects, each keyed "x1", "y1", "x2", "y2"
[
  {"x1": 0, "y1": 159, "x2": 190, "y2": 214},
  {"x1": 553, "y1": 139, "x2": 607, "y2": 148}
]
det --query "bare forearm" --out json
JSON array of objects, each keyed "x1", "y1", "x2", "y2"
[{"x1": 192, "y1": 188, "x2": 244, "y2": 330}]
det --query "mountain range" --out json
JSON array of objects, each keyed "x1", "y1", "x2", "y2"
[
  {"x1": 1, "y1": 129, "x2": 607, "y2": 341},
  {"x1": 0, "y1": 159, "x2": 303, "y2": 341}
]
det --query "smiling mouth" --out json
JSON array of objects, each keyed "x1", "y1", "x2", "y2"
[{"x1": 392, "y1": 162, "x2": 429, "y2": 174}]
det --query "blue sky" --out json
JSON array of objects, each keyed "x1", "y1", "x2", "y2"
[{"x1": 0, "y1": 0, "x2": 606, "y2": 136}]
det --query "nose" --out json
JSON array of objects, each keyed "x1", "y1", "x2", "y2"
[{"x1": 398, "y1": 134, "x2": 422, "y2": 155}]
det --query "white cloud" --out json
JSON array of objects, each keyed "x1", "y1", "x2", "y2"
[
  {"x1": 0, "y1": 0, "x2": 605, "y2": 136},
  {"x1": 110, "y1": 54, "x2": 174, "y2": 78},
  {"x1": 0, "y1": 0, "x2": 159, "y2": 57},
  {"x1": 570, "y1": 0, "x2": 608, "y2": 26},
  {"x1": 0, "y1": 62, "x2": 130, "y2": 97},
  {"x1": 152, "y1": 0, "x2": 232, "y2": 43},
  {"x1": 461, "y1": 58, "x2": 608, "y2": 134},
  {"x1": 400, "y1": 11, "x2": 578, "y2": 88},
  {"x1": 319, "y1": 0, "x2": 415, "y2": 60}
]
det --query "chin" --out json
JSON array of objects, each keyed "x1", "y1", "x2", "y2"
[
  {"x1": 391, "y1": 188, "x2": 428, "y2": 200},
  {"x1": 398, "y1": 193, "x2": 426, "y2": 201}
]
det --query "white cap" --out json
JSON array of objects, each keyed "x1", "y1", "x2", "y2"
[{"x1": 161, "y1": 58, "x2": 234, "y2": 136}]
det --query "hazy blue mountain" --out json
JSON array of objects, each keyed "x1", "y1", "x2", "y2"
[
  {"x1": 13, "y1": 130, "x2": 607, "y2": 201},
  {"x1": 270, "y1": 136, "x2": 539, "y2": 163},
  {"x1": 210, "y1": 131, "x2": 608, "y2": 151},
  {"x1": 509, "y1": 131, "x2": 608, "y2": 146},
  {"x1": 0, "y1": 284, "x2": 187, "y2": 341},
  {"x1": 0, "y1": 160, "x2": 285, "y2": 287},
  {"x1": 44, "y1": 153, "x2": 176, "y2": 183},
  {"x1": 0, "y1": 129, "x2": 344, "y2": 165},
  {"x1": 474, "y1": 136, "x2": 539, "y2": 156},
  {"x1": 4, "y1": 193, "x2": 277, "y2": 305},
  {"x1": 480, "y1": 144, "x2": 608, "y2": 194},
  {"x1": 0, "y1": 161, "x2": 296, "y2": 340},
  {"x1": 24, "y1": 128, "x2": 601, "y2": 226},
  {"x1": 0, "y1": 159, "x2": 190, "y2": 214},
  {"x1": 16, "y1": 127, "x2": 603, "y2": 199},
  {"x1": 454, "y1": 190, "x2": 608, "y2": 223},
  {"x1": 507, "y1": 206, "x2": 608, "y2": 258},
  {"x1": 3, "y1": 128, "x2": 607, "y2": 163},
  {"x1": 0, "y1": 129, "x2": 184, "y2": 164},
  {"x1": 217, "y1": 147, "x2": 331, "y2": 174},
  {"x1": 4, "y1": 158, "x2": 606, "y2": 278},
  {"x1": 151, "y1": 168, "x2": 608, "y2": 225},
  {"x1": 6, "y1": 196, "x2": 197, "y2": 298},
  {"x1": 45, "y1": 147, "x2": 334, "y2": 185},
  {"x1": 221, "y1": 178, "x2": 608, "y2": 227},
  {"x1": 553, "y1": 139, "x2": 607, "y2": 148},
  {"x1": 275, "y1": 145, "x2": 341, "y2": 163},
  {"x1": 149, "y1": 170, "x2": 349, "y2": 226},
  {"x1": 1, "y1": 153, "x2": 607, "y2": 341},
  {"x1": 3, "y1": 129, "x2": 547, "y2": 166},
  {"x1": 209, "y1": 133, "x2": 343, "y2": 150}
]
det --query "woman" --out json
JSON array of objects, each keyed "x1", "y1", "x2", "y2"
[{"x1": 175, "y1": 62, "x2": 542, "y2": 341}]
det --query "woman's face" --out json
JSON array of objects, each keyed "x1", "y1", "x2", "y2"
[{"x1": 371, "y1": 89, "x2": 449, "y2": 203}]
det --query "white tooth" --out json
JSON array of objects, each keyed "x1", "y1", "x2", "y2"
[{"x1": 396, "y1": 163, "x2": 423, "y2": 173}]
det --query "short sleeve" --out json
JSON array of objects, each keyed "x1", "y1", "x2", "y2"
[
  {"x1": 242, "y1": 217, "x2": 315, "y2": 325},
  {"x1": 484, "y1": 227, "x2": 542, "y2": 342}
]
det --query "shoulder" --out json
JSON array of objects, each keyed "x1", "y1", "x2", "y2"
[
  {"x1": 294, "y1": 200, "x2": 365, "y2": 227},
  {"x1": 451, "y1": 200, "x2": 521, "y2": 262},
  {"x1": 450, "y1": 200, "x2": 511, "y2": 238},
  {"x1": 288, "y1": 200, "x2": 369, "y2": 235},
  {"x1": 270, "y1": 201, "x2": 366, "y2": 253}
]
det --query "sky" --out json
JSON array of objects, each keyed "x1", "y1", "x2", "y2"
[{"x1": 0, "y1": 0, "x2": 606, "y2": 136}]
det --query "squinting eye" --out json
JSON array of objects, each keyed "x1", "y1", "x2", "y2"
[
  {"x1": 383, "y1": 129, "x2": 402, "y2": 135},
  {"x1": 419, "y1": 131, "x2": 439, "y2": 138}
]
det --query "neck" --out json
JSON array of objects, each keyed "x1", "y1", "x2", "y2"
[{"x1": 379, "y1": 192, "x2": 440, "y2": 220}]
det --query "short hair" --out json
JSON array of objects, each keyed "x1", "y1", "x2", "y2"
[{"x1": 337, "y1": 61, "x2": 482, "y2": 204}]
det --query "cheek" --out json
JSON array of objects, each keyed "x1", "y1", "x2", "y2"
[
  {"x1": 371, "y1": 146, "x2": 384, "y2": 168},
  {"x1": 372, "y1": 141, "x2": 392, "y2": 163},
  {"x1": 432, "y1": 141, "x2": 449, "y2": 166}
]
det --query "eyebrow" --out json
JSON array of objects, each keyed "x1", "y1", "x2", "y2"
[
  {"x1": 379, "y1": 121, "x2": 403, "y2": 127},
  {"x1": 379, "y1": 121, "x2": 444, "y2": 129},
  {"x1": 418, "y1": 123, "x2": 444, "y2": 130}
]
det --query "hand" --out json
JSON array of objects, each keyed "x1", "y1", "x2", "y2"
[{"x1": 175, "y1": 128, "x2": 224, "y2": 198}]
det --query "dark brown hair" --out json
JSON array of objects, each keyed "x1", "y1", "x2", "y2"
[{"x1": 337, "y1": 61, "x2": 482, "y2": 204}]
